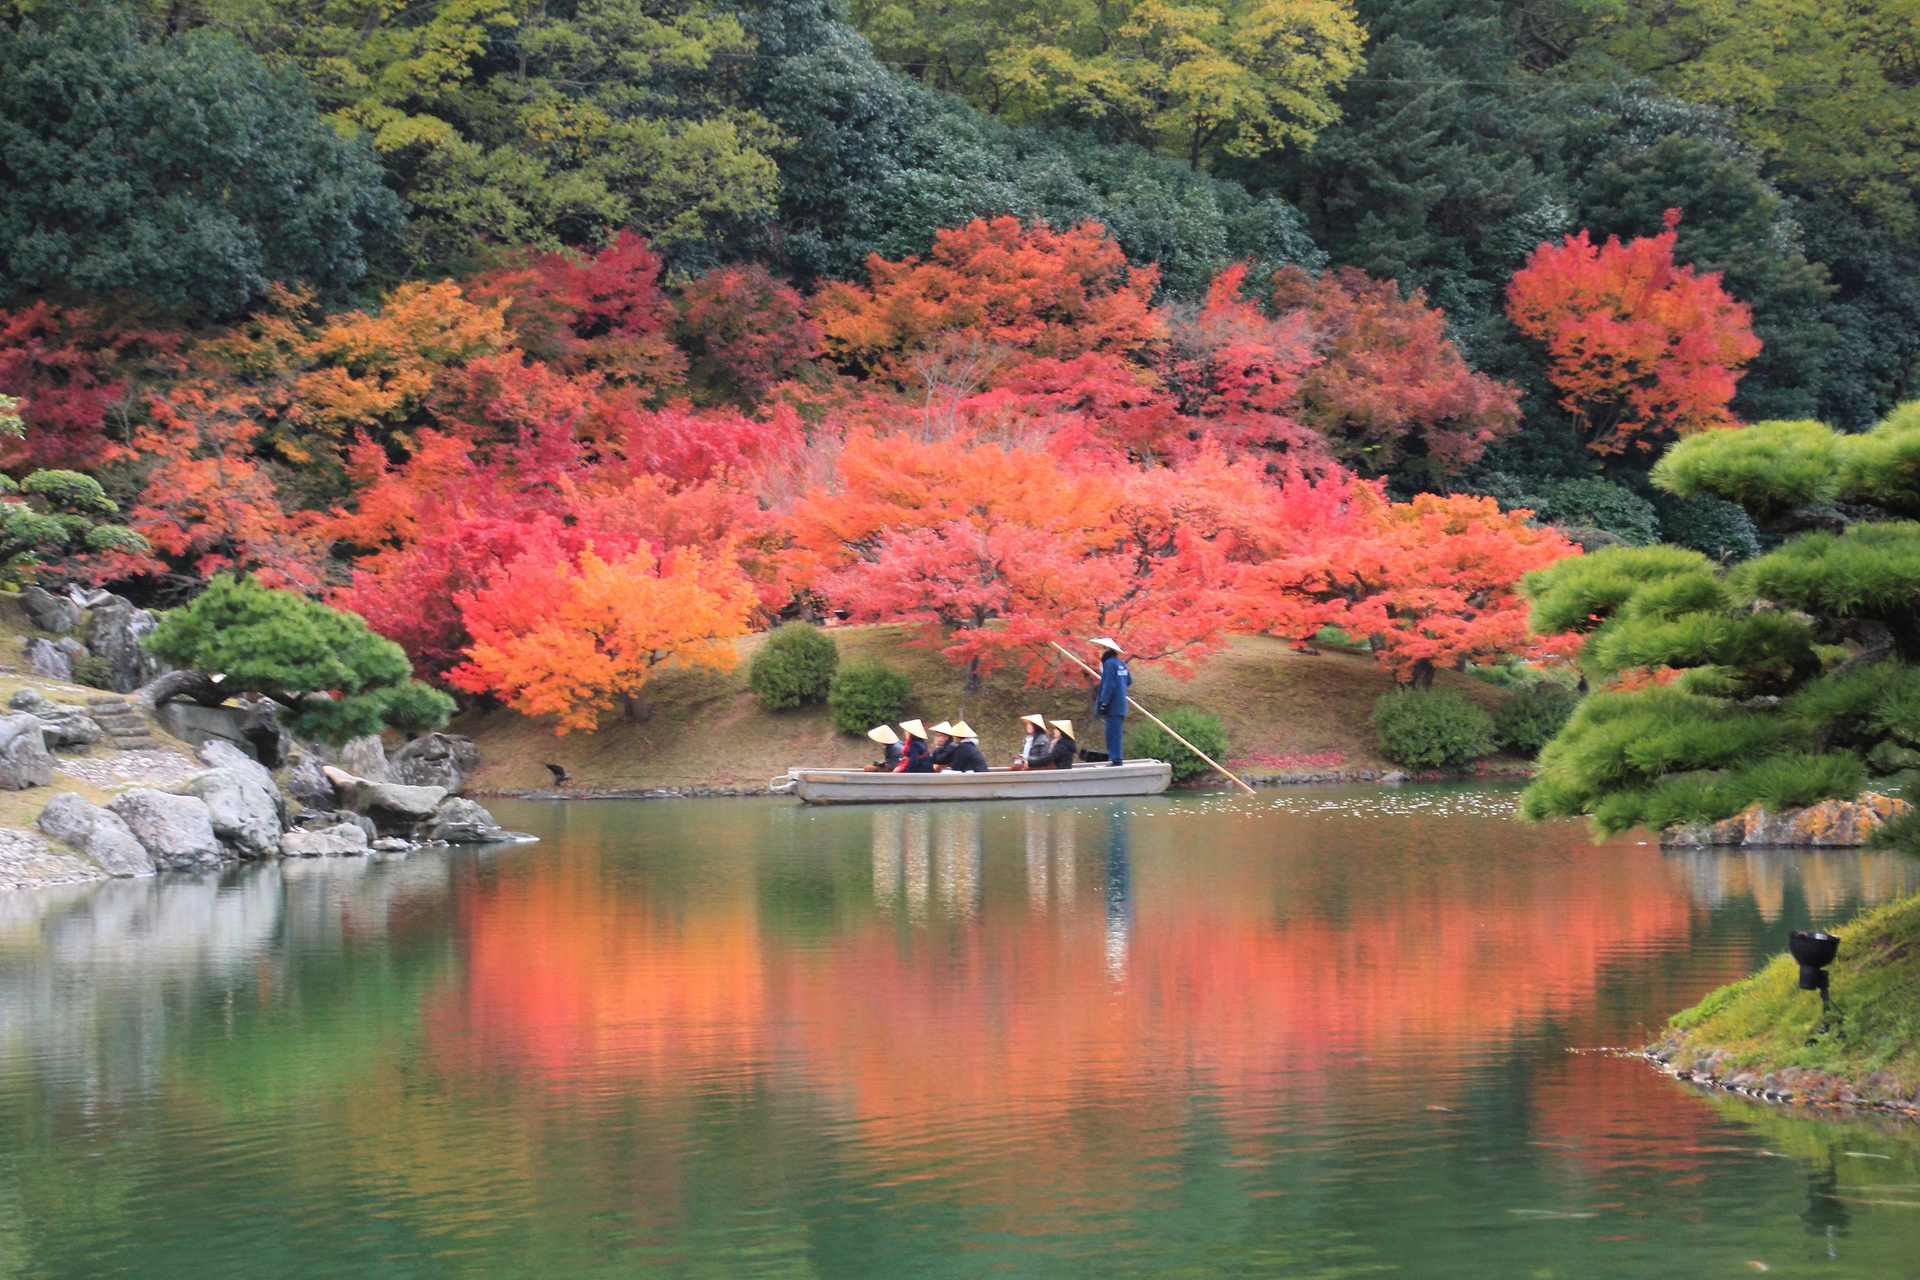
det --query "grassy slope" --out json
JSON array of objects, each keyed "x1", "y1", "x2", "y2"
[
  {"x1": 458, "y1": 624, "x2": 1512, "y2": 791},
  {"x1": 1662, "y1": 892, "x2": 1920, "y2": 1099}
]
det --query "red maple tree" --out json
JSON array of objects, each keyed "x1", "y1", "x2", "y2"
[{"x1": 1505, "y1": 209, "x2": 1761, "y2": 454}]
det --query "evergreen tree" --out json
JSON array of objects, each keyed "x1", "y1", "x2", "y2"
[
  {"x1": 0, "y1": 8, "x2": 401, "y2": 314},
  {"x1": 1521, "y1": 407, "x2": 1920, "y2": 834},
  {"x1": 145, "y1": 574, "x2": 455, "y2": 744}
]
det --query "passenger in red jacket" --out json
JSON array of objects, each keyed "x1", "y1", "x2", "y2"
[{"x1": 892, "y1": 719, "x2": 933, "y2": 772}]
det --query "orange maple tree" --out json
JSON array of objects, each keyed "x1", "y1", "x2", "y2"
[
  {"x1": 1240, "y1": 491, "x2": 1581, "y2": 686},
  {"x1": 130, "y1": 385, "x2": 325, "y2": 589},
  {"x1": 789, "y1": 432, "x2": 1275, "y2": 687},
  {"x1": 812, "y1": 217, "x2": 1164, "y2": 383},
  {"x1": 450, "y1": 534, "x2": 758, "y2": 733},
  {"x1": 1505, "y1": 209, "x2": 1761, "y2": 454}
]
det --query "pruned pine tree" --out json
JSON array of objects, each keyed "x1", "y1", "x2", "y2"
[{"x1": 1521, "y1": 404, "x2": 1920, "y2": 835}]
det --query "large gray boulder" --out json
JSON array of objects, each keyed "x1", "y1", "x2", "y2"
[
  {"x1": 36, "y1": 792, "x2": 154, "y2": 876},
  {"x1": 9, "y1": 688, "x2": 104, "y2": 749},
  {"x1": 280, "y1": 823, "x2": 369, "y2": 857},
  {"x1": 336, "y1": 735, "x2": 390, "y2": 783},
  {"x1": 0, "y1": 713, "x2": 54, "y2": 789},
  {"x1": 23, "y1": 636, "x2": 71, "y2": 681},
  {"x1": 107, "y1": 789, "x2": 222, "y2": 870},
  {"x1": 389, "y1": 733, "x2": 481, "y2": 793},
  {"x1": 18, "y1": 585, "x2": 80, "y2": 635},
  {"x1": 196, "y1": 739, "x2": 288, "y2": 824},
  {"x1": 358, "y1": 781, "x2": 446, "y2": 833},
  {"x1": 294, "y1": 808, "x2": 377, "y2": 840},
  {"x1": 184, "y1": 768, "x2": 282, "y2": 859},
  {"x1": 86, "y1": 597, "x2": 166, "y2": 693},
  {"x1": 421, "y1": 796, "x2": 509, "y2": 843},
  {"x1": 283, "y1": 756, "x2": 337, "y2": 809}
]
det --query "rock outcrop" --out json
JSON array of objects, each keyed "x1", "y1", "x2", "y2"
[
  {"x1": 1663, "y1": 792, "x2": 1914, "y2": 848},
  {"x1": 336, "y1": 735, "x2": 390, "y2": 783},
  {"x1": 36, "y1": 793, "x2": 153, "y2": 877},
  {"x1": 9, "y1": 688, "x2": 105, "y2": 750},
  {"x1": 283, "y1": 756, "x2": 337, "y2": 809},
  {"x1": 23, "y1": 636, "x2": 71, "y2": 681},
  {"x1": 18, "y1": 586, "x2": 80, "y2": 635},
  {"x1": 85, "y1": 597, "x2": 166, "y2": 693},
  {"x1": 196, "y1": 739, "x2": 287, "y2": 824},
  {"x1": 185, "y1": 768, "x2": 283, "y2": 860},
  {"x1": 358, "y1": 782, "x2": 447, "y2": 834},
  {"x1": 0, "y1": 713, "x2": 54, "y2": 789},
  {"x1": 421, "y1": 796, "x2": 509, "y2": 843},
  {"x1": 388, "y1": 733, "x2": 480, "y2": 793},
  {"x1": 280, "y1": 823, "x2": 370, "y2": 857},
  {"x1": 107, "y1": 789, "x2": 222, "y2": 869}
]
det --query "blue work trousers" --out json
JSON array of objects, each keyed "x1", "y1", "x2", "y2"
[{"x1": 1104, "y1": 715, "x2": 1125, "y2": 765}]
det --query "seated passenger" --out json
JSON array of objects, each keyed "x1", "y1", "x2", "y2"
[
  {"x1": 1042, "y1": 719, "x2": 1077, "y2": 769},
  {"x1": 892, "y1": 719, "x2": 933, "y2": 772},
  {"x1": 927, "y1": 721, "x2": 957, "y2": 769},
  {"x1": 1009, "y1": 713, "x2": 1049, "y2": 770},
  {"x1": 863, "y1": 724, "x2": 902, "y2": 772},
  {"x1": 941, "y1": 721, "x2": 989, "y2": 772}
]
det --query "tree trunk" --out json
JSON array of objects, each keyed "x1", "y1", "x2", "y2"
[
  {"x1": 1409, "y1": 658, "x2": 1437, "y2": 691},
  {"x1": 136, "y1": 668, "x2": 229, "y2": 712},
  {"x1": 623, "y1": 691, "x2": 652, "y2": 722},
  {"x1": 964, "y1": 654, "x2": 982, "y2": 695}
]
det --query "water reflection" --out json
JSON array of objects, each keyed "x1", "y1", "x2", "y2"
[
  {"x1": 1104, "y1": 804, "x2": 1132, "y2": 983},
  {"x1": 1666, "y1": 847, "x2": 1920, "y2": 919},
  {"x1": 1, "y1": 790, "x2": 1919, "y2": 1277}
]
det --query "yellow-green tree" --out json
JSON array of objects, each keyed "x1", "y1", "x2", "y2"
[
  {"x1": 1577, "y1": 0, "x2": 1920, "y2": 232},
  {"x1": 150, "y1": 0, "x2": 782, "y2": 265},
  {"x1": 854, "y1": 0, "x2": 1367, "y2": 168}
]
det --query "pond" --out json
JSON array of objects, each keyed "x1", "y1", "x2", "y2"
[{"x1": 3, "y1": 785, "x2": 1920, "y2": 1277}]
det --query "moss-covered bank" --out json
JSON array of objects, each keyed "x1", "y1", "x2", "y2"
[{"x1": 1649, "y1": 891, "x2": 1920, "y2": 1116}]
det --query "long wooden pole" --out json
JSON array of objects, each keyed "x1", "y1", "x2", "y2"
[{"x1": 1049, "y1": 641, "x2": 1257, "y2": 796}]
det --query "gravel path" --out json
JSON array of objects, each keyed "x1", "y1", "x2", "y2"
[
  {"x1": 54, "y1": 751, "x2": 201, "y2": 790},
  {"x1": 0, "y1": 826, "x2": 105, "y2": 891}
]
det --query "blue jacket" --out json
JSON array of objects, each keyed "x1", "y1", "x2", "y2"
[{"x1": 1096, "y1": 651, "x2": 1131, "y2": 717}]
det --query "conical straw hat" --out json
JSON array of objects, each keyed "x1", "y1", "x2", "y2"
[
  {"x1": 867, "y1": 724, "x2": 900, "y2": 745},
  {"x1": 950, "y1": 721, "x2": 976, "y2": 739},
  {"x1": 900, "y1": 719, "x2": 927, "y2": 739},
  {"x1": 929, "y1": 721, "x2": 954, "y2": 736},
  {"x1": 1020, "y1": 713, "x2": 1046, "y2": 729},
  {"x1": 1089, "y1": 636, "x2": 1123, "y2": 652},
  {"x1": 1050, "y1": 719, "x2": 1074, "y2": 737}
]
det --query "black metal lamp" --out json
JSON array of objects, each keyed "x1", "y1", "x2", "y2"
[{"x1": 1788, "y1": 930, "x2": 1840, "y2": 1013}]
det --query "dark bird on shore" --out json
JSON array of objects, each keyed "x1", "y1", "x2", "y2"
[{"x1": 544, "y1": 763, "x2": 572, "y2": 786}]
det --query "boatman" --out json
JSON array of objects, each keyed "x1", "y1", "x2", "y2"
[{"x1": 1091, "y1": 637, "x2": 1130, "y2": 767}]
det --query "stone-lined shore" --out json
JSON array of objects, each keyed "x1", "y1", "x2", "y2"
[{"x1": 1643, "y1": 1040, "x2": 1920, "y2": 1123}]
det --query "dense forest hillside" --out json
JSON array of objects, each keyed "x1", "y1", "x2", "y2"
[{"x1": 2, "y1": 0, "x2": 1917, "y2": 749}]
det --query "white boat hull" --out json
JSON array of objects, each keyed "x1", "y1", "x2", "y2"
[{"x1": 784, "y1": 760, "x2": 1174, "y2": 804}]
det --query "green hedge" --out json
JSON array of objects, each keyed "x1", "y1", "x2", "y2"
[
  {"x1": 748, "y1": 623, "x2": 839, "y2": 711},
  {"x1": 827, "y1": 657, "x2": 912, "y2": 736},
  {"x1": 1493, "y1": 682, "x2": 1579, "y2": 756},
  {"x1": 1125, "y1": 706, "x2": 1228, "y2": 782},
  {"x1": 1371, "y1": 688, "x2": 1495, "y2": 769}
]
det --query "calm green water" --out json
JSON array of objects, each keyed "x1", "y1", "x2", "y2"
[{"x1": 3, "y1": 785, "x2": 1920, "y2": 1278}]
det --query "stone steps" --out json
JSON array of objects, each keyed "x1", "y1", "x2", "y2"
[{"x1": 84, "y1": 697, "x2": 160, "y2": 752}]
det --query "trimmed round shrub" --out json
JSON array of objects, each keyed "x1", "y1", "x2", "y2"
[
  {"x1": 827, "y1": 657, "x2": 911, "y2": 736},
  {"x1": 1124, "y1": 706, "x2": 1228, "y2": 782},
  {"x1": 1371, "y1": 688, "x2": 1496, "y2": 768},
  {"x1": 1493, "y1": 681, "x2": 1579, "y2": 755},
  {"x1": 748, "y1": 622, "x2": 839, "y2": 711}
]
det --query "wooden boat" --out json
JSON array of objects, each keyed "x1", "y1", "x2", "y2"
[{"x1": 773, "y1": 760, "x2": 1174, "y2": 805}]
